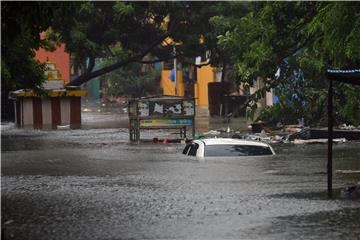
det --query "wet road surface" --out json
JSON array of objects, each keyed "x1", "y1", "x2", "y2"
[{"x1": 1, "y1": 122, "x2": 360, "y2": 240}]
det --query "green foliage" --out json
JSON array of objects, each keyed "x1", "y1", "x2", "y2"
[
  {"x1": 336, "y1": 85, "x2": 360, "y2": 126},
  {"x1": 257, "y1": 81, "x2": 329, "y2": 127},
  {"x1": 2, "y1": 2, "x2": 359, "y2": 126},
  {"x1": 1, "y1": 2, "x2": 76, "y2": 92},
  {"x1": 258, "y1": 83, "x2": 360, "y2": 127},
  {"x1": 308, "y1": 2, "x2": 360, "y2": 66},
  {"x1": 218, "y1": 2, "x2": 317, "y2": 86},
  {"x1": 102, "y1": 62, "x2": 161, "y2": 98},
  {"x1": 2, "y1": 1, "x2": 249, "y2": 88},
  {"x1": 113, "y1": 2, "x2": 135, "y2": 20},
  {"x1": 51, "y1": 1, "x2": 250, "y2": 85},
  {"x1": 217, "y1": 2, "x2": 360, "y2": 126}
]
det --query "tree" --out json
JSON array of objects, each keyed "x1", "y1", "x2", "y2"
[
  {"x1": 51, "y1": 1, "x2": 187, "y2": 86},
  {"x1": 101, "y1": 62, "x2": 161, "y2": 98},
  {"x1": 2, "y1": 1, "x2": 247, "y2": 88},
  {"x1": 4, "y1": 2, "x2": 358, "y2": 125},
  {"x1": 1, "y1": 2, "x2": 77, "y2": 120},
  {"x1": 217, "y1": 1, "x2": 360, "y2": 125},
  {"x1": 289, "y1": 1, "x2": 360, "y2": 126},
  {"x1": 1, "y1": 1, "x2": 247, "y2": 118},
  {"x1": 52, "y1": 1, "x2": 247, "y2": 86},
  {"x1": 1, "y1": 2, "x2": 78, "y2": 91}
]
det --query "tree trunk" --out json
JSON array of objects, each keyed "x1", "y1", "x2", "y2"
[
  {"x1": 221, "y1": 61, "x2": 227, "y2": 83},
  {"x1": 67, "y1": 55, "x2": 144, "y2": 86}
]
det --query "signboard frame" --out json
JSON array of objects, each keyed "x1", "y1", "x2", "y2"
[{"x1": 128, "y1": 96, "x2": 196, "y2": 141}]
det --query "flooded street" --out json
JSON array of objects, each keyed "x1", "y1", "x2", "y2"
[{"x1": 1, "y1": 110, "x2": 360, "y2": 240}]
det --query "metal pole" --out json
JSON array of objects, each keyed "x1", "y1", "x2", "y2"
[
  {"x1": 173, "y1": 45, "x2": 177, "y2": 96},
  {"x1": 192, "y1": 101, "x2": 196, "y2": 138},
  {"x1": 327, "y1": 78, "x2": 333, "y2": 198}
]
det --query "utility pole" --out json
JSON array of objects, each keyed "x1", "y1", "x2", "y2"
[
  {"x1": 327, "y1": 78, "x2": 333, "y2": 198},
  {"x1": 173, "y1": 44, "x2": 177, "y2": 95}
]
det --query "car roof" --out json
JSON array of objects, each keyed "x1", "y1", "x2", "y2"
[{"x1": 194, "y1": 138, "x2": 270, "y2": 147}]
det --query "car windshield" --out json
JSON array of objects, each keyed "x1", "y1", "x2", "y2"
[{"x1": 204, "y1": 144, "x2": 273, "y2": 157}]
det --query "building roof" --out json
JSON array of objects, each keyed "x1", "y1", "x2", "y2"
[
  {"x1": 326, "y1": 69, "x2": 360, "y2": 85},
  {"x1": 9, "y1": 89, "x2": 87, "y2": 98},
  {"x1": 137, "y1": 95, "x2": 195, "y2": 101}
]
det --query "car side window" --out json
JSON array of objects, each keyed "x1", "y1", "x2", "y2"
[
  {"x1": 188, "y1": 143, "x2": 199, "y2": 156},
  {"x1": 182, "y1": 144, "x2": 191, "y2": 155},
  {"x1": 204, "y1": 144, "x2": 273, "y2": 157}
]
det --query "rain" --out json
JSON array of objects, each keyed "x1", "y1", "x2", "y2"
[{"x1": 2, "y1": 2, "x2": 360, "y2": 240}]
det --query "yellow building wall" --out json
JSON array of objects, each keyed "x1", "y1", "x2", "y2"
[
  {"x1": 161, "y1": 65, "x2": 215, "y2": 106},
  {"x1": 195, "y1": 65, "x2": 215, "y2": 106},
  {"x1": 161, "y1": 69, "x2": 184, "y2": 96},
  {"x1": 160, "y1": 37, "x2": 216, "y2": 105}
]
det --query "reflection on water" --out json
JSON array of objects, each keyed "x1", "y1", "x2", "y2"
[{"x1": 1, "y1": 122, "x2": 360, "y2": 239}]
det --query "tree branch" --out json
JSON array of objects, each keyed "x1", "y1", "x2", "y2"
[
  {"x1": 105, "y1": 46, "x2": 115, "y2": 57},
  {"x1": 275, "y1": 35, "x2": 314, "y2": 69},
  {"x1": 86, "y1": 56, "x2": 95, "y2": 74},
  {"x1": 136, "y1": 54, "x2": 179, "y2": 64},
  {"x1": 67, "y1": 35, "x2": 169, "y2": 86}
]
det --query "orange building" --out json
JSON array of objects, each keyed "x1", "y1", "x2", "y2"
[{"x1": 35, "y1": 42, "x2": 70, "y2": 85}]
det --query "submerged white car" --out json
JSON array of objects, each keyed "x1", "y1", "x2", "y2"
[{"x1": 182, "y1": 138, "x2": 275, "y2": 157}]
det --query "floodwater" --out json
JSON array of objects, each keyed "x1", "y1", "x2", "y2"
[{"x1": 1, "y1": 110, "x2": 360, "y2": 240}]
